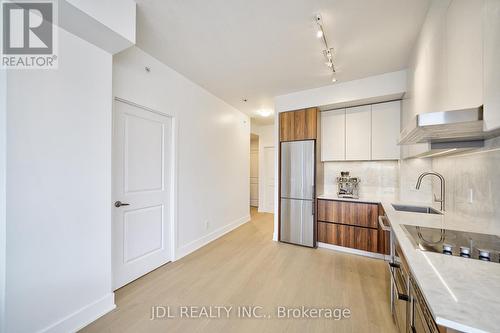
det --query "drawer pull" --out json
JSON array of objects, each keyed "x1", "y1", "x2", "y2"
[{"x1": 378, "y1": 215, "x2": 391, "y2": 231}]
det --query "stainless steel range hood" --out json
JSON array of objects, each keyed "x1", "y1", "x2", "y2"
[{"x1": 399, "y1": 106, "x2": 491, "y2": 144}]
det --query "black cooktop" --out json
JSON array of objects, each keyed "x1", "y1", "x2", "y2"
[{"x1": 402, "y1": 225, "x2": 500, "y2": 263}]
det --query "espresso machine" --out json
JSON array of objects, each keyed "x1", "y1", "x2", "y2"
[{"x1": 336, "y1": 171, "x2": 360, "y2": 199}]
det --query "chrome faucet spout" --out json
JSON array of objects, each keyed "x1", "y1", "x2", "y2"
[{"x1": 415, "y1": 171, "x2": 446, "y2": 211}]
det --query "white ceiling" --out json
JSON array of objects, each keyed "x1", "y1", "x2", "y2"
[{"x1": 135, "y1": 0, "x2": 430, "y2": 121}]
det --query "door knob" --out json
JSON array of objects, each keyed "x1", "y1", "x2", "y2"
[{"x1": 114, "y1": 201, "x2": 130, "y2": 208}]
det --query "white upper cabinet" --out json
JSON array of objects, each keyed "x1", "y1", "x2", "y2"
[
  {"x1": 444, "y1": 0, "x2": 483, "y2": 111},
  {"x1": 345, "y1": 105, "x2": 371, "y2": 161},
  {"x1": 483, "y1": 0, "x2": 500, "y2": 131},
  {"x1": 372, "y1": 101, "x2": 401, "y2": 160},
  {"x1": 321, "y1": 109, "x2": 345, "y2": 161},
  {"x1": 403, "y1": 0, "x2": 500, "y2": 137},
  {"x1": 321, "y1": 102, "x2": 401, "y2": 161}
]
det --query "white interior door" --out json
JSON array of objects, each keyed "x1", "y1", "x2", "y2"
[
  {"x1": 112, "y1": 100, "x2": 172, "y2": 290},
  {"x1": 250, "y1": 147, "x2": 259, "y2": 207},
  {"x1": 263, "y1": 147, "x2": 275, "y2": 213}
]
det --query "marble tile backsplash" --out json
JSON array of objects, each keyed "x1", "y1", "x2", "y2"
[
  {"x1": 431, "y1": 138, "x2": 500, "y2": 221},
  {"x1": 321, "y1": 138, "x2": 500, "y2": 225},
  {"x1": 323, "y1": 161, "x2": 400, "y2": 198},
  {"x1": 399, "y1": 158, "x2": 433, "y2": 204}
]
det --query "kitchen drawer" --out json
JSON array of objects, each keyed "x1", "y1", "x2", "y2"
[
  {"x1": 317, "y1": 199, "x2": 378, "y2": 229},
  {"x1": 317, "y1": 222, "x2": 378, "y2": 253}
]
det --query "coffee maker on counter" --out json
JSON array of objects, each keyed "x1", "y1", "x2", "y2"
[{"x1": 336, "y1": 171, "x2": 360, "y2": 199}]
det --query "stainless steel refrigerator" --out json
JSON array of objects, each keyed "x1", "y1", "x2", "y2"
[{"x1": 280, "y1": 140, "x2": 315, "y2": 247}]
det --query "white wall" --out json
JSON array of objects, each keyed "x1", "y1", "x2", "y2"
[
  {"x1": 113, "y1": 47, "x2": 250, "y2": 260},
  {"x1": 250, "y1": 123, "x2": 275, "y2": 213},
  {"x1": 66, "y1": 0, "x2": 136, "y2": 42},
  {"x1": 5, "y1": 28, "x2": 114, "y2": 333},
  {"x1": 59, "y1": 0, "x2": 136, "y2": 54},
  {"x1": 0, "y1": 69, "x2": 6, "y2": 333},
  {"x1": 274, "y1": 70, "x2": 407, "y2": 113}
]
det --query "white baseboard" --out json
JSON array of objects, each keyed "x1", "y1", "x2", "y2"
[
  {"x1": 174, "y1": 215, "x2": 251, "y2": 260},
  {"x1": 317, "y1": 242, "x2": 386, "y2": 260},
  {"x1": 39, "y1": 293, "x2": 115, "y2": 333}
]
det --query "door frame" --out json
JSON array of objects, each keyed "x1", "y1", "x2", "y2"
[
  {"x1": 261, "y1": 145, "x2": 275, "y2": 213},
  {"x1": 112, "y1": 97, "x2": 179, "y2": 282},
  {"x1": 250, "y1": 134, "x2": 259, "y2": 207}
]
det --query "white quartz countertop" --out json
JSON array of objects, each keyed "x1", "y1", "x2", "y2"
[{"x1": 317, "y1": 193, "x2": 500, "y2": 333}]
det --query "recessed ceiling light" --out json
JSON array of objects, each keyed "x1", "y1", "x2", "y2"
[{"x1": 257, "y1": 109, "x2": 273, "y2": 117}]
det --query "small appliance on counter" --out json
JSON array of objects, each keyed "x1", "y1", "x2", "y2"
[{"x1": 336, "y1": 171, "x2": 360, "y2": 199}]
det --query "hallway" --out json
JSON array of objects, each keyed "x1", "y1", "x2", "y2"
[{"x1": 81, "y1": 208, "x2": 396, "y2": 333}]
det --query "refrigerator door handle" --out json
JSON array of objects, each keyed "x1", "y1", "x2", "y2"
[{"x1": 312, "y1": 185, "x2": 315, "y2": 215}]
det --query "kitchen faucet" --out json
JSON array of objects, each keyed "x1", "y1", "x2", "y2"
[{"x1": 415, "y1": 171, "x2": 446, "y2": 211}]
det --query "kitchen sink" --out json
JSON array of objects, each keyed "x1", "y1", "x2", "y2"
[{"x1": 392, "y1": 204, "x2": 443, "y2": 215}]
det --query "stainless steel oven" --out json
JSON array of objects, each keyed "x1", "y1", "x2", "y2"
[
  {"x1": 381, "y1": 215, "x2": 441, "y2": 333},
  {"x1": 380, "y1": 214, "x2": 411, "y2": 333},
  {"x1": 391, "y1": 244, "x2": 410, "y2": 333}
]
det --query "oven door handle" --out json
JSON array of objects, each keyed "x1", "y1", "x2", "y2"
[{"x1": 389, "y1": 263, "x2": 409, "y2": 302}]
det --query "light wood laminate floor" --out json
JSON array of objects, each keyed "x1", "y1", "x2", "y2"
[{"x1": 81, "y1": 208, "x2": 396, "y2": 333}]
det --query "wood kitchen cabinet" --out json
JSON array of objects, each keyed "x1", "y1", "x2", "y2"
[
  {"x1": 317, "y1": 222, "x2": 378, "y2": 253},
  {"x1": 377, "y1": 205, "x2": 390, "y2": 255},
  {"x1": 317, "y1": 199, "x2": 378, "y2": 228},
  {"x1": 279, "y1": 108, "x2": 318, "y2": 141},
  {"x1": 316, "y1": 199, "x2": 383, "y2": 254}
]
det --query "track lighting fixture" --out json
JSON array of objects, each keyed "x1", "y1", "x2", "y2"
[{"x1": 315, "y1": 13, "x2": 337, "y2": 83}]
